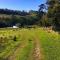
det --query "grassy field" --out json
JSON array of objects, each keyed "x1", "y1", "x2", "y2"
[{"x1": 0, "y1": 28, "x2": 60, "y2": 60}]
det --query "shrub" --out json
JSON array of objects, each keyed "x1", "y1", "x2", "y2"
[{"x1": 13, "y1": 36, "x2": 17, "y2": 41}]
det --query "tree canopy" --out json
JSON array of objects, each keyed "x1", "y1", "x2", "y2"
[{"x1": 0, "y1": 0, "x2": 60, "y2": 30}]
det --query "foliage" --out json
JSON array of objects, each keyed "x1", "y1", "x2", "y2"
[
  {"x1": 0, "y1": 0, "x2": 60, "y2": 30},
  {"x1": 47, "y1": 0, "x2": 60, "y2": 30}
]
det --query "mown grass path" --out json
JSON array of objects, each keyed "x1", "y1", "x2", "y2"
[
  {"x1": 8, "y1": 37, "x2": 43, "y2": 60},
  {"x1": 5, "y1": 30, "x2": 43, "y2": 60}
]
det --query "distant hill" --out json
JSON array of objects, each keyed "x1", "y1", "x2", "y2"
[{"x1": 0, "y1": 9, "x2": 29, "y2": 16}]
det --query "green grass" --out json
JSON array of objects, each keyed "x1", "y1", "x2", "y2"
[
  {"x1": 0, "y1": 28, "x2": 60, "y2": 60},
  {"x1": 36, "y1": 28, "x2": 60, "y2": 60}
]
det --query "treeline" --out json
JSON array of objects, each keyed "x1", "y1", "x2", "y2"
[
  {"x1": 0, "y1": 9, "x2": 29, "y2": 16},
  {"x1": 0, "y1": 0, "x2": 60, "y2": 30},
  {"x1": 0, "y1": 15, "x2": 39, "y2": 27},
  {"x1": 0, "y1": 9, "x2": 43, "y2": 28}
]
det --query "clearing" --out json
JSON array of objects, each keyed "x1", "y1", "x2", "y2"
[{"x1": 0, "y1": 28, "x2": 60, "y2": 60}]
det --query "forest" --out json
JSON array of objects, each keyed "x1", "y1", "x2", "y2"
[{"x1": 0, "y1": 0, "x2": 60, "y2": 31}]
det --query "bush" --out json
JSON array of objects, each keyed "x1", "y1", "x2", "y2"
[{"x1": 13, "y1": 36, "x2": 17, "y2": 41}]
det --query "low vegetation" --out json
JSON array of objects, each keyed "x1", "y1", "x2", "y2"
[{"x1": 0, "y1": 28, "x2": 59, "y2": 60}]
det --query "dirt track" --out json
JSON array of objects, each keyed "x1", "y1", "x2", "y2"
[
  {"x1": 5, "y1": 35, "x2": 43, "y2": 60},
  {"x1": 32, "y1": 36, "x2": 43, "y2": 60}
]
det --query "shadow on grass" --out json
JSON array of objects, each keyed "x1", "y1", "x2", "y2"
[{"x1": 0, "y1": 57, "x2": 7, "y2": 60}]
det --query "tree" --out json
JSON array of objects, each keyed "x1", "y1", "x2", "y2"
[
  {"x1": 47, "y1": 0, "x2": 60, "y2": 30},
  {"x1": 38, "y1": 4, "x2": 47, "y2": 26}
]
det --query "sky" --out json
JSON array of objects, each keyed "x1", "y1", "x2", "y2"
[{"x1": 0, "y1": 0, "x2": 46, "y2": 11}]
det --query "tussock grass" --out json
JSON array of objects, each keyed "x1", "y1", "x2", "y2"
[{"x1": 0, "y1": 28, "x2": 60, "y2": 60}]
